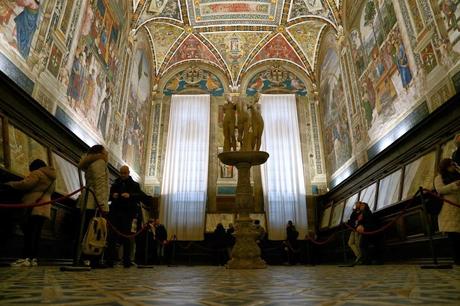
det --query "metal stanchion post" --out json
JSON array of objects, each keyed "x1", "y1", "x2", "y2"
[
  {"x1": 138, "y1": 218, "x2": 154, "y2": 269},
  {"x1": 61, "y1": 188, "x2": 91, "y2": 271},
  {"x1": 419, "y1": 187, "x2": 452, "y2": 269},
  {"x1": 168, "y1": 235, "x2": 177, "y2": 267},
  {"x1": 341, "y1": 230, "x2": 348, "y2": 265}
]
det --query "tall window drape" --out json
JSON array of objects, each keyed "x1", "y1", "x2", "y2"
[
  {"x1": 160, "y1": 95, "x2": 210, "y2": 240},
  {"x1": 260, "y1": 94, "x2": 308, "y2": 240}
]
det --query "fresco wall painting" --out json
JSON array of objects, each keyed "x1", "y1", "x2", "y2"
[
  {"x1": 122, "y1": 33, "x2": 152, "y2": 176},
  {"x1": 319, "y1": 34, "x2": 352, "y2": 175},
  {"x1": 0, "y1": 0, "x2": 155, "y2": 179},
  {"x1": 318, "y1": 0, "x2": 460, "y2": 186},
  {"x1": 163, "y1": 66, "x2": 225, "y2": 96},
  {"x1": 245, "y1": 64, "x2": 307, "y2": 96}
]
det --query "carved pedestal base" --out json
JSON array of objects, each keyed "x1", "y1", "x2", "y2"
[
  {"x1": 226, "y1": 219, "x2": 266, "y2": 269},
  {"x1": 218, "y1": 151, "x2": 269, "y2": 269}
]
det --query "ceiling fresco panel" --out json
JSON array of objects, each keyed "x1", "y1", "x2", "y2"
[
  {"x1": 138, "y1": 0, "x2": 182, "y2": 24},
  {"x1": 187, "y1": 0, "x2": 285, "y2": 27},
  {"x1": 249, "y1": 34, "x2": 306, "y2": 69},
  {"x1": 202, "y1": 31, "x2": 271, "y2": 84},
  {"x1": 288, "y1": 0, "x2": 335, "y2": 23},
  {"x1": 146, "y1": 22, "x2": 184, "y2": 73},
  {"x1": 165, "y1": 34, "x2": 223, "y2": 71},
  {"x1": 287, "y1": 21, "x2": 326, "y2": 67}
]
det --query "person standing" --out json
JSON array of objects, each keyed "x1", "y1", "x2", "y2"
[
  {"x1": 107, "y1": 165, "x2": 143, "y2": 268},
  {"x1": 355, "y1": 202, "x2": 382, "y2": 265},
  {"x1": 78, "y1": 144, "x2": 109, "y2": 267},
  {"x1": 8, "y1": 159, "x2": 56, "y2": 267},
  {"x1": 347, "y1": 203, "x2": 362, "y2": 264},
  {"x1": 434, "y1": 158, "x2": 460, "y2": 265},
  {"x1": 284, "y1": 220, "x2": 299, "y2": 264}
]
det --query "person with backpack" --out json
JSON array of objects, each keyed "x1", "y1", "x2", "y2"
[
  {"x1": 106, "y1": 165, "x2": 144, "y2": 268},
  {"x1": 78, "y1": 144, "x2": 109, "y2": 268},
  {"x1": 7, "y1": 159, "x2": 56, "y2": 267}
]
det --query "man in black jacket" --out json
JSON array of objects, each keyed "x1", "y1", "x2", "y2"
[{"x1": 107, "y1": 165, "x2": 144, "y2": 268}]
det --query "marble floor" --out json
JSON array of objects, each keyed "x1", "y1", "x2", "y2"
[{"x1": 0, "y1": 265, "x2": 459, "y2": 305}]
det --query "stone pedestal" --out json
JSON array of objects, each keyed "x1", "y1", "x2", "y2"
[{"x1": 218, "y1": 151, "x2": 269, "y2": 269}]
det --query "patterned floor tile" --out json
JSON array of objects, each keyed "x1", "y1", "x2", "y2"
[{"x1": 0, "y1": 265, "x2": 459, "y2": 305}]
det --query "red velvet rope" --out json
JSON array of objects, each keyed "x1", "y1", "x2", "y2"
[
  {"x1": 85, "y1": 188, "x2": 154, "y2": 239},
  {"x1": 306, "y1": 188, "x2": 460, "y2": 245},
  {"x1": 422, "y1": 188, "x2": 460, "y2": 209},
  {"x1": 2, "y1": 186, "x2": 458, "y2": 241},
  {"x1": 305, "y1": 232, "x2": 338, "y2": 245},
  {"x1": 0, "y1": 187, "x2": 85, "y2": 208}
]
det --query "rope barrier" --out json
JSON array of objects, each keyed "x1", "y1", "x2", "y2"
[
  {"x1": 305, "y1": 190, "x2": 421, "y2": 245},
  {"x1": 85, "y1": 188, "x2": 154, "y2": 239},
  {"x1": 305, "y1": 232, "x2": 338, "y2": 245},
  {"x1": 2, "y1": 185, "x2": 459, "y2": 243},
  {"x1": 422, "y1": 188, "x2": 460, "y2": 209},
  {"x1": 0, "y1": 187, "x2": 84, "y2": 208},
  {"x1": 306, "y1": 187, "x2": 460, "y2": 245}
]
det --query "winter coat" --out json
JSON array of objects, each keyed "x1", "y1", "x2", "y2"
[
  {"x1": 8, "y1": 166, "x2": 56, "y2": 219},
  {"x1": 78, "y1": 153, "x2": 109, "y2": 212},
  {"x1": 109, "y1": 176, "x2": 143, "y2": 217},
  {"x1": 434, "y1": 175, "x2": 460, "y2": 233}
]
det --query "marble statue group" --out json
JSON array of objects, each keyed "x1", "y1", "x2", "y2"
[{"x1": 223, "y1": 93, "x2": 264, "y2": 152}]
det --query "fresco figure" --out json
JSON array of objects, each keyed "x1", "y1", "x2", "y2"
[
  {"x1": 97, "y1": 87, "x2": 111, "y2": 139},
  {"x1": 440, "y1": 0, "x2": 460, "y2": 31},
  {"x1": 395, "y1": 42, "x2": 412, "y2": 89},
  {"x1": 68, "y1": 51, "x2": 85, "y2": 108},
  {"x1": 14, "y1": 0, "x2": 40, "y2": 58},
  {"x1": 81, "y1": 0, "x2": 94, "y2": 37},
  {"x1": 222, "y1": 94, "x2": 237, "y2": 152}
]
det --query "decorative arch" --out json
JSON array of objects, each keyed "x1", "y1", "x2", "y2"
[
  {"x1": 316, "y1": 28, "x2": 341, "y2": 86},
  {"x1": 159, "y1": 62, "x2": 230, "y2": 96},
  {"x1": 240, "y1": 61, "x2": 312, "y2": 97}
]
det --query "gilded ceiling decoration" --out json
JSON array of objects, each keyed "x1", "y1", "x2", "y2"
[
  {"x1": 288, "y1": 0, "x2": 335, "y2": 22},
  {"x1": 135, "y1": 0, "x2": 339, "y2": 87},
  {"x1": 249, "y1": 34, "x2": 306, "y2": 70},
  {"x1": 187, "y1": 0, "x2": 285, "y2": 27},
  {"x1": 163, "y1": 66, "x2": 225, "y2": 96},
  {"x1": 246, "y1": 64, "x2": 308, "y2": 96},
  {"x1": 201, "y1": 31, "x2": 271, "y2": 84},
  {"x1": 145, "y1": 22, "x2": 184, "y2": 73},
  {"x1": 137, "y1": 0, "x2": 183, "y2": 25},
  {"x1": 165, "y1": 34, "x2": 224, "y2": 72},
  {"x1": 287, "y1": 21, "x2": 326, "y2": 68}
]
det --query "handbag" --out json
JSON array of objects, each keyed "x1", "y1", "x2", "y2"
[{"x1": 423, "y1": 180, "x2": 444, "y2": 215}]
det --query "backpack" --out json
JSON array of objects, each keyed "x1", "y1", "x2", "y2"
[
  {"x1": 423, "y1": 190, "x2": 444, "y2": 215},
  {"x1": 81, "y1": 215, "x2": 108, "y2": 255}
]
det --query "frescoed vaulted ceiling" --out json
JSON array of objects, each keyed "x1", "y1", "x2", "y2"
[{"x1": 133, "y1": 0, "x2": 339, "y2": 86}]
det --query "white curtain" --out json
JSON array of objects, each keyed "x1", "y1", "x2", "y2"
[
  {"x1": 160, "y1": 95, "x2": 210, "y2": 240},
  {"x1": 260, "y1": 94, "x2": 308, "y2": 240}
]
